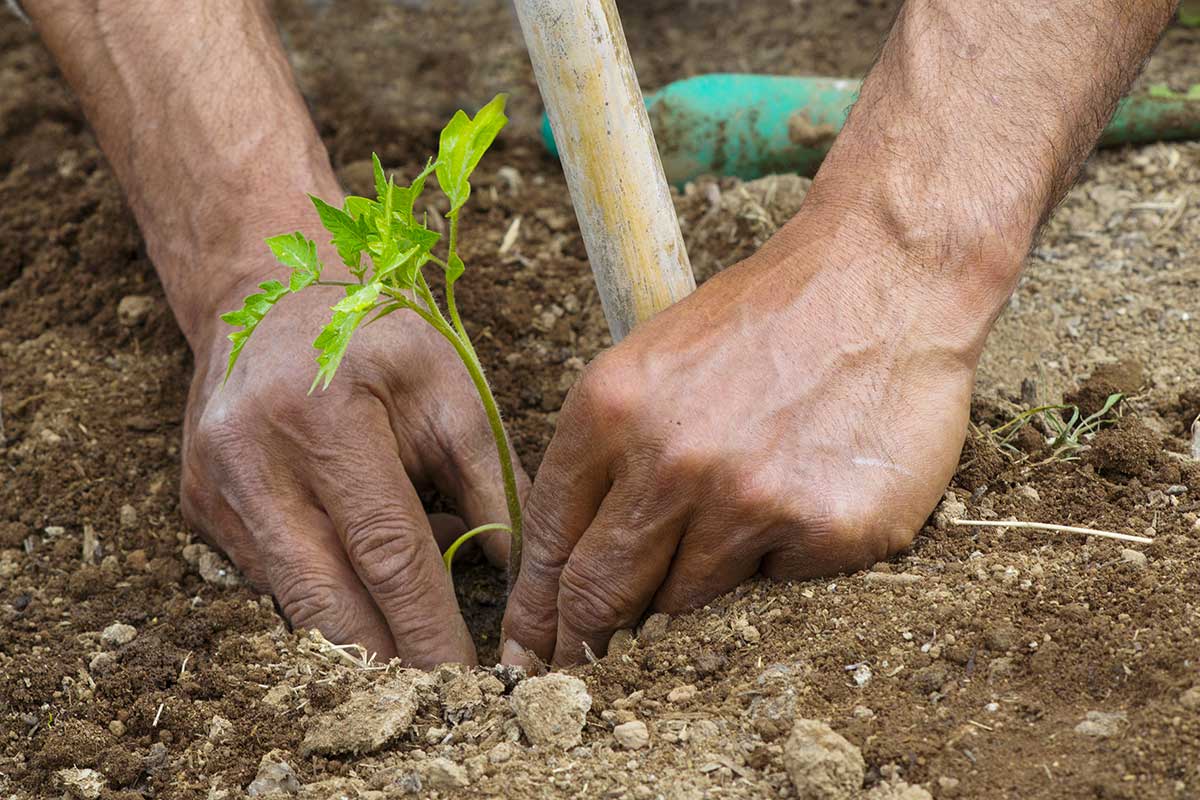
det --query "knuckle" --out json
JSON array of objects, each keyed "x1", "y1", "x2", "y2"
[
  {"x1": 557, "y1": 562, "x2": 632, "y2": 634},
  {"x1": 570, "y1": 355, "x2": 643, "y2": 428},
  {"x1": 344, "y1": 516, "x2": 426, "y2": 593},
  {"x1": 274, "y1": 571, "x2": 361, "y2": 642},
  {"x1": 814, "y1": 498, "x2": 913, "y2": 566}
]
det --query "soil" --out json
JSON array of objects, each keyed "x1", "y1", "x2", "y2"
[{"x1": 3, "y1": 2, "x2": 1200, "y2": 799}]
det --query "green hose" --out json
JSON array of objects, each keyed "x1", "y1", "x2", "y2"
[{"x1": 541, "y1": 74, "x2": 1200, "y2": 186}]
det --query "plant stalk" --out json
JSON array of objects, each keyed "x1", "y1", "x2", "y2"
[{"x1": 389, "y1": 290, "x2": 524, "y2": 588}]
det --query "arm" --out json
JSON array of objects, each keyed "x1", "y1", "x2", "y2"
[
  {"x1": 24, "y1": 0, "x2": 529, "y2": 667},
  {"x1": 502, "y1": 0, "x2": 1177, "y2": 666}
]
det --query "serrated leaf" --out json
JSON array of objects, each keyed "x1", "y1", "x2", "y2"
[
  {"x1": 435, "y1": 94, "x2": 508, "y2": 214},
  {"x1": 267, "y1": 232, "x2": 322, "y2": 292},
  {"x1": 345, "y1": 196, "x2": 376, "y2": 220},
  {"x1": 310, "y1": 283, "x2": 381, "y2": 392},
  {"x1": 220, "y1": 280, "x2": 290, "y2": 382},
  {"x1": 373, "y1": 153, "x2": 389, "y2": 206},
  {"x1": 310, "y1": 195, "x2": 370, "y2": 274}
]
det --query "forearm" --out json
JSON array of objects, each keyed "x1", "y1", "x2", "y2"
[
  {"x1": 23, "y1": 0, "x2": 339, "y2": 344},
  {"x1": 784, "y1": 0, "x2": 1176, "y2": 343}
]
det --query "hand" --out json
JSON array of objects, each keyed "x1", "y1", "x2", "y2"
[
  {"x1": 501, "y1": 204, "x2": 1005, "y2": 667},
  {"x1": 181, "y1": 239, "x2": 529, "y2": 668}
]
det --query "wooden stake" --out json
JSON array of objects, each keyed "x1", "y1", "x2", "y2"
[{"x1": 513, "y1": 0, "x2": 696, "y2": 341}]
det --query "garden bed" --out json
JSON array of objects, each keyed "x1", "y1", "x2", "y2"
[{"x1": 2, "y1": 2, "x2": 1200, "y2": 797}]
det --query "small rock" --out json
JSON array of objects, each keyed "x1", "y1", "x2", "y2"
[
  {"x1": 1016, "y1": 485, "x2": 1041, "y2": 502},
  {"x1": 117, "y1": 294, "x2": 156, "y2": 326},
  {"x1": 1120, "y1": 548, "x2": 1148, "y2": 569},
  {"x1": 781, "y1": 719, "x2": 865, "y2": 800},
  {"x1": 182, "y1": 542, "x2": 243, "y2": 589},
  {"x1": 911, "y1": 664, "x2": 949, "y2": 695},
  {"x1": 613, "y1": 720, "x2": 650, "y2": 750},
  {"x1": 488, "y1": 742, "x2": 516, "y2": 765},
  {"x1": 1074, "y1": 710, "x2": 1127, "y2": 738},
  {"x1": 852, "y1": 705, "x2": 875, "y2": 720},
  {"x1": 119, "y1": 504, "x2": 139, "y2": 529},
  {"x1": 639, "y1": 613, "x2": 671, "y2": 643},
  {"x1": 421, "y1": 757, "x2": 468, "y2": 789},
  {"x1": 81, "y1": 525, "x2": 101, "y2": 564},
  {"x1": 937, "y1": 776, "x2": 961, "y2": 797},
  {"x1": 301, "y1": 671, "x2": 432, "y2": 756},
  {"x1": 1180, "y1": 686, "x2": 1200, "y2": 710},
  {"x1": 108, "y1": 720, "x2": 126, "y2": 737},
  {"x1": 851, "y1": 664, "x2": 872, "y2": 687},
  {"x1": 89, "y1": 651, "x2": 117, "y2": 676},
  {"x1": 55, "y1": 767, "x2": 106, "y2": 799},
  {"x1": 101, "y1": 622, "x2": 137, "y2": 647},
  {"x1": 866, "y1": 779, "x2": 934, "y2": 800},
  {"x1": 667, "y1": 684, "x2": 697, "y2": 704},
  {"x1": 209, "y1": 715, "x2": 235, "y2": 743},
  {"x1": 511, "y1": 673, "x2": 592, "y2": 749},
  {"x1": 738, "y1": 624, "x2": 762, "y2": 644},
  {"x1": 933, "y1": 492, "x2": 967, "y2": 531},
  {"x1": 247, "y1": 749, "x2": 299, "y2": 796}
]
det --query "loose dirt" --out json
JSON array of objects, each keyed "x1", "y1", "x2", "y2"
[{"x1": 3, "y1": 2, "x2": 1200, "y2": 798}]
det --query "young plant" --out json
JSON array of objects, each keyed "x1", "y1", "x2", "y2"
[
  {"x1": 220, "y1": 95, "x2": 522, "y2": 580},
  {"x1": 990, "y1": 392, "x2": 1124, "y2": 462}
]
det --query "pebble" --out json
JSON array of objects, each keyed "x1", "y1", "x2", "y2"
[
  {"x1": 863, "y1": 572, "x2": 922, "y2": 587},
  {"x1": 55, "y1": 768, "x2": 106, "y2": 800},
  {"x1": 851, "y1": 664, "x2": 872, "y2": 687},
  {"x1": 738, "y1": 623, "x2": 762, "y2": 644},
  {"x1": 181, "y1": 542, "x2": 242, "y2": 589},
  {"x1": 1180, "y1": 686, "x2": 1200, "y2": 710},
  {"x1": 613, "y1": 720, "x2": 650, "y2": 750},
  {"x1": 108, "y1": 720, "x2": 126, "y2": 737},
  {"x1": 421, "y1": 756, "x2": 468, "y2": 789},
  {"x1": 781, "y1": 719, "x2": 865, "y2": 800},
  {"x1": 852, "y1": 705, "x2": 875, "y2": 720},
  {"x1": 488, "y1": 742, "x2": 516, "y2": 765},
  {"x1": 1074, "y1": 710, "x2": 1127, "y2": 738},
  {"x1": 866, "y1": 779, "x2": 934, "y2": 799},
  {"x1": 511, "y1": 673, "x2": 592, "y2": 749},
  {"x1": 477, "y1": 674, "x2": 505, "y2": 696},
  {"x1": 1120, "y1": 548, "x2": 1148, "y2": 569},
  {"x1": 81, "y1": 525, "x2": 101, "y2": 564},
  {"x1": 639, "y1": 613, "x2": 671, "y2": 643},
  {"x1": 208, "y1": 715, "x2": 235, "y2": 743},
  {"x1": 119, "y1": 504, "x2": 138, "y2": 529},
  {"x1": 89, "y1": 652, "x2": 117, "y2": 676},
  {"x1": 933, "y1": 492, "x2": 967, "y2": 530},
  {"x1": 117, "y1": 294, "x2": 156, "y2": 326},
  {"x1": 667, "y1": 684, "x2": 697, "y2": 704},
  {"x1": 1016, "y1": 485, "x2": 1041, "y2": 502},
  {"x1": 247, "y1": 749, "x2": 299, "y2": 796},
  {"x1": 300, "y1": 670, "x2": 432, "y2": 756},
  {"x1": 100, "y1": 622, "x2": 137, "y2": 647}
]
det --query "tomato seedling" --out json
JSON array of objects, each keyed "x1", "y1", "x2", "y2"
[{"x1": 220, "y1": 94, "x2": 522, "y2": 579}]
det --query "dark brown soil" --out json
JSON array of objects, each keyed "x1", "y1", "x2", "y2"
[{"x1": 3, "y1": 2, "x2": 1200, "y2": 799}]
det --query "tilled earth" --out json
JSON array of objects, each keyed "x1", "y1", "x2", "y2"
[{"x1": 3, "y1": 2, "x2": 1200, "y2": 798}]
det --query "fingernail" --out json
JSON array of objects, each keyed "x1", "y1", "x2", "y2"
[{"x1": 500, "y1": 637, "x2": 532, "y2": 668}]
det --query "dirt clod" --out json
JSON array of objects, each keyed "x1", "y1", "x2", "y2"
[
  {"x1": 511, "y1": 673, "x2": 591, "y2": 749},
  {"x1": 300, "y1": 671, "x2": 431, "y2": 756},
  {"x1": 55, "y1": 768, "x2": 106, "y2": 800},
  {"x1": 247, "y1": 749, "x2": 300, "y2": 796},
  {"x1": 613, "y1": 720, "x2": 650, "y2": 750},
  {"x1": 781, "y1": 719, "x2": 865, "y2": 800}
]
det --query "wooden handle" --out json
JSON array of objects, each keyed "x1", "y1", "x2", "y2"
[{"x1": 514, "y1": 0, "x2": 696, "y2": 341}]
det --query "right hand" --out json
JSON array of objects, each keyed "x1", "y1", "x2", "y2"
[{"x1": 179, "y1": 236, "x2": 529, "y2": 668}]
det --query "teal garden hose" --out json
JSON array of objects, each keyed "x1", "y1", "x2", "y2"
[{"x1": 542, "y1": 74, "x2": 1200, "y2": 186}]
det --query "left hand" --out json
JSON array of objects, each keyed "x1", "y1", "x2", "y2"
[{"x1": 500, "y1": 202, "x2": 1003, "y2": 667}]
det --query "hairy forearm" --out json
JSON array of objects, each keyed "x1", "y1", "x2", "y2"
[
  {"x1": 23, "y1": 0, "x2": 339, "y2": 343},
  {"x1": 791, "y1": 0, "x2": 1176, "y2": 336}
]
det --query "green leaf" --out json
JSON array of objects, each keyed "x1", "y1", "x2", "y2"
[
  {"x1": 219, "y1": 280, "x2": 290, "y2": 382},
  {"x1": 266, "y1": 232, "x2": 322, "y2": 292},
  {"x1": 345, "y1": 196, "x2": 377, "y2": 220},
  {"x1": 373, "y1": 153, "x2": 390, "y2": 206},
  {"x1": 447, "y1": 253, "x2": 465, "y2": 284},
  {"x1": 310, "y1": 195, "x2": 370, "y2": 274},
  {"x1": 435, "y1": 94, "x2": 508, "y2": 214},
  {"x1": 310, "y1": 283, "x2": 381, "y2": 392}
]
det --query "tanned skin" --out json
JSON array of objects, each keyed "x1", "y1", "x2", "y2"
[{"x1": 22, "y1": 0, "x2": 1177, "y2": 668}]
